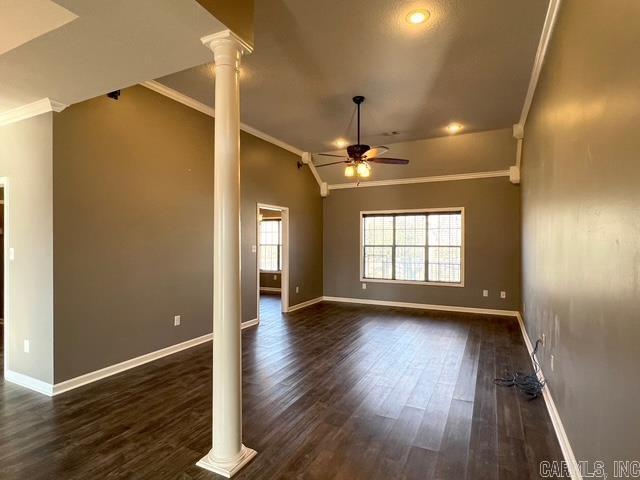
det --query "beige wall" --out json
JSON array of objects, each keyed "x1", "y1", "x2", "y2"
[
  {"x1": 0, "y1": 114, "x2": 54, "y2": 383},
  {"x1": 53, "y1": 85, "x2": 321, "y2": 382},
  {"x1": 521, "y1": 0, "x2": 640, "y2": 470},
  {"x1": 323, "y1": 176, "x2": 521, "y2": 310}
]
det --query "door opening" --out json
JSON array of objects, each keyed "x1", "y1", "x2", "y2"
[{"x1": 256, "y1": 203, "x2": 289, "y2": 322}]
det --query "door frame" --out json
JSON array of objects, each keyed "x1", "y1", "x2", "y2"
[
  {"x1": 1, "y1": 177, "x2": 8, "y2": 377},
  {"x1": 256, "y1": 203, "x2": 289, "y2": 321}
]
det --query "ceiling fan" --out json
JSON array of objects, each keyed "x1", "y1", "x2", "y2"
[{"x1": 309, "y1": 96, "x2": 409, "y2": 180}]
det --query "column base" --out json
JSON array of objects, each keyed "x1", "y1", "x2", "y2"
[{"x1": 196, "y1": 445, "x2": 257, "y2": 478}]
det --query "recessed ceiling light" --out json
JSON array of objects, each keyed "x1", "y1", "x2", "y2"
[
  {"x1": 334, "y1": 138, "x2": 349, "y2": 148},
  {"x1": 406, "y1": 9, "x2": 430, "y2": 25},
  {"x1": 446, "y1": 122, "x2": 464, "y2": 134}
]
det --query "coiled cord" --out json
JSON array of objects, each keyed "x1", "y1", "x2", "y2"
[{"x1": 494, "y1": 339, "x2": 546, "y2": 400}]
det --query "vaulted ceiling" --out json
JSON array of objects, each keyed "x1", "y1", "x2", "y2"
[
  {"x1": 0, "y1": 0, "x2": 225, "y2": 112},
  {"x1": 157, "y1": 0, "x2": 549, "y2": 154}
]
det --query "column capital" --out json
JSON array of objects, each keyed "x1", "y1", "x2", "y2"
[{"x1": 201, "y1": 29, "x2": 254, "y2": 57}]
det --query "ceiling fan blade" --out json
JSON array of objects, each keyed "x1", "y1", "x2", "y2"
[
  {"x1": 369, "y1": 157, "x2": 410, "y2": 165},
  {"x1": 314, "y1": 160, "x2": 349, "y2": 167},
  {"x1": 363, "y1": 146, "x2": 389, "y2": 159},
  {"x1": 314, "y1": 152, "x2": 346, "y2": 158}
]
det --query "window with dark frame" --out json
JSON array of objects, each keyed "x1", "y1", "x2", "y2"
[
  {"x1": 259, "y1": 219, "x2": 282, "y2": 272},
  {"x1": 362, "y1": 210, "x2": 462, "y2": 284}
]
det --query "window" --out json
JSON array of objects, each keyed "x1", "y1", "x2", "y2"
[
  {"x1": 361, "y1": 209, "x2": 463, "y2": 285},
  {"x1": 259, "y1": 219, "x2": 282, "y2": 272}
]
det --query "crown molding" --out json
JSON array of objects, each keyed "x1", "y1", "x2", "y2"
[
  {"x1": 327, "y1": 170, "x2": 510, "y2": 190},
  {"x1": 0, "y1": 98, "x2": 68, "y2": 127},
  {"x1": 517, "y1": 0, "x2": 562, "y2": 130},
  {"x1": 139, "y1": 81, "x2": 330, "y2": 196}
]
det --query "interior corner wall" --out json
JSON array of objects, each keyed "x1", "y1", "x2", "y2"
[
  {"x1": 52, "y1": 85, "x2": 322, "y2": 383},
  {"x1": 520, "y1": 0, "x2": 640, "y2": 471},
  {"x1": 323, "y1": 177, "x2": 521, "y2": 310},
  {"x1": 0, "y1": 113, "x2": 55, "y2": 383}
]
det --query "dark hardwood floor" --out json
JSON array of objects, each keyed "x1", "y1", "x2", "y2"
[{"x1": 0, "y1": 295, "x2": 563, "y2": 479}]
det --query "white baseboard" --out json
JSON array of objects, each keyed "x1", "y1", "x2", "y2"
[
  {"x1": 259, "y1": 287, "x2": 281, "y2": 293},
  {"x1": 287, "y1": 296, "x2": 323, "y2": 312},
  {"x1": 515, "y1": 313, "x2": 581, "y2": 480},
  {"x1": 52, "y1": 333, "x2": 214, "y2": 396},
  {"x1": 8, "y1": 322, "x2": 262, "y2": 397},
  {"x1": 5, "y1": 369, "x2": 54, "y2": 396},
  {"x1": 241, "y1": 318, "x2": 259, "y2": 329},
  {"x1": 322, "y1": 296, "x2": 518, "y2": 317}
]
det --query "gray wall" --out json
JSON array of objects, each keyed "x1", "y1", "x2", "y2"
[
  {"x1": 0, "y1": 114, "x2": 54, "y2": 383},
  {"x1": 241, "y1": 135, "x2": 323, "y2": 320},
  {"x1": 324, "y1": 177, "x2": 521, "y2": 310},
  {"x1": 53, "y1": 85, "x2": 322, "y2": 382},
  {"x1": 521, "y1": 0, "x2": 640, "y2": 471},
  {"x1": 319, "y1": 127, "x2": 515, "y2": 185},
  {"x1": 260, "y1": 272, "x2": 281, "y2": 289}
]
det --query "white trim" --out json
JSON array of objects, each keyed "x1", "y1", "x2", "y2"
[
  {"x1": 1, "y1": 177, "x2": 9, "y2": 380},
  {"x1": 259, "y1": 287, "x2": 281, "y2": 293},
  {"x1": 359, "y1": 207, "x2": 465, "y2": 287},
  {"x1": 322, "y1": 296, "x2": 516, "y2": 317},
  {"x1": 142, "y1": 80, "x2": 215, "y2": 117},
  {"x1": 4, "y1": 370, "x2": 54, "y2": 396},
  {"x1": 0, "y1": 98, "x2": 68, "y2": 127},
  {"x1": 517, "y1": 0, "x2": 563, "y2": 128},
  {"x1": 51, "y1": 333, "x2": 214, "y2": 396},
  {"x1": 256, "y1": 203, "x2": 290, "y2": 317},
  {"x1": 328, "y1": 170, "x2": 510, "y2": 190},
  {"x1": 515, "y1": 312, "x2": 582, "y2": 480},
  {"x1": 287, "y1": 296, "x2": 323, "y2": 312},
  {"x1": 241, "y1": 318, "x2": 259, "y2": 329}
]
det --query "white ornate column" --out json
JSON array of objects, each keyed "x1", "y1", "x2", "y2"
[{"x1": 197, "y1": 30, "x2": 256, "y2": 478}]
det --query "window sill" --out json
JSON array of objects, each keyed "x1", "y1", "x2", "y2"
[
  {"x1": 260, "y1": 270, "x2": 282, "y2": 274},
  {"x1": 360, "y1": 277, "x2": 465, "y2": 288}
]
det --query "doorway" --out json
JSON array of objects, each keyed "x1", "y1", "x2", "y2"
[
  {"x1": 0, "y1": 185, "x2": 4, "y2": 377},
  {"x1": 256, "y1": 203, "x2": 289, "y2": 322}
]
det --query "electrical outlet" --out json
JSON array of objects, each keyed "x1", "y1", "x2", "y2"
[
  {"x1": 362, "y1": 283, "x2": 367, "y2": 290},
  {"x1": 273, "y1": 274, "x2": 277, "y2": 280},
  {"x1": 174, "y1": 315, "x2": 181, "y2": 326},
  {"x1": 550, "y1": 354, "x2": 555, "y2": 372},
  {"x1": 295, "y1": 286, "x2": 299, "y2": 294},
  {"x1": 482, "y1": 289, "x2": 488, "y2": 297},
  {"x1": 251, "y1": 245, "x2": 257, "y2": 253},
  {"x1": 23, "y1": 339, "x2": 30, "y2": 353},
  {"x1": 500, "y1": 291, "x2": 506, "y2": 299}
]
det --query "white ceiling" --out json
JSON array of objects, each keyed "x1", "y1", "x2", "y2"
[
  {"x1": 157, "y1": 0, "x2": 549, "y2": 153},
  {"x1": 0, "y1": 0, "x2": 77, "y2": 57},
  {"x1": 0, "y1": 0, "x2": 225, "y2": 112}
]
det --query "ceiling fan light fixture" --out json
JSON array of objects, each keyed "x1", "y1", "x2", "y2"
[
  {"x1": 356, "y1": 162, "x2": 371, "y2": 178},
  {"x1": 344, "y1": 165, "x2": 356, "y2": 177}
]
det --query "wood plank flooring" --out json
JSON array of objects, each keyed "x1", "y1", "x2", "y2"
[{"x1": 0, "y1": 295, "x2": 563, "y2": 479}]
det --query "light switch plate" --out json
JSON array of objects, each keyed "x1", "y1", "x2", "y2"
[
  {"x1": 362, "y1": 283, "x2": 367, "y2": 290},
  {"x1": 174, "y1": 315, "x2": 181, "y2": 326},
  {"x1": 482, "y1": 289, "x2": 488, "y2": 297},
  {"x1": 500, "y1": 291, "x2": 506, "y2": 299},
  {"x1": 251, "y1": 245, "x2": 257, "y2": 253}
]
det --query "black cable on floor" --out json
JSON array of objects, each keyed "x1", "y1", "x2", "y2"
[{"x1": 494, "y1": 339, "x2": 546, "y2": 400}]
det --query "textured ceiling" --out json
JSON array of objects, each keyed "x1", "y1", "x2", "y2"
[
  {"x1": 0, "y1": 0, "x2": 225, "y2": 112},
  {"x1": 157, "y1": 0, "x2": 549, "y2": 153}
]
